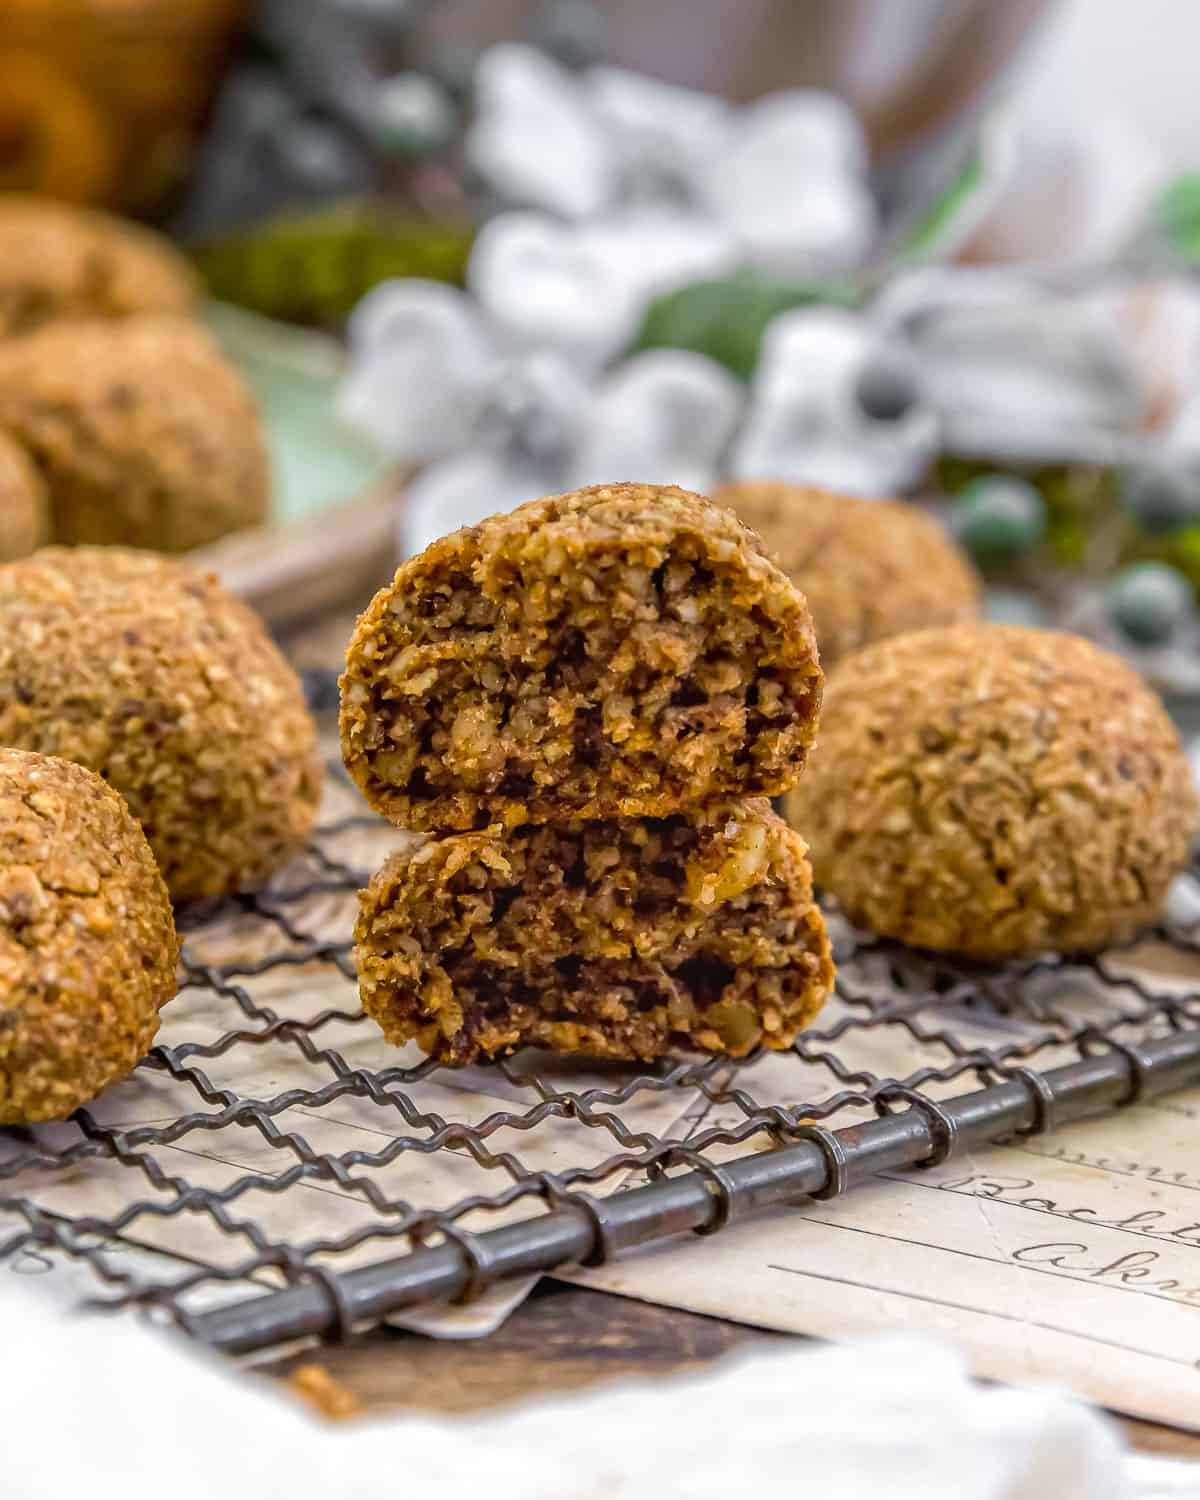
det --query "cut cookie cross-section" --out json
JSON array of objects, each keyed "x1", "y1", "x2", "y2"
[{"x1": 341, "y1": 483, "x2": 823, "y2": 831}]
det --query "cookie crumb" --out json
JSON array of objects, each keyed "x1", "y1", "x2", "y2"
[{"x1": 288, "y1": 1364, "x2": 363, "y2": 1422}]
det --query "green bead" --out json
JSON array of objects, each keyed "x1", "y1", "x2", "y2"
[
  {"x1": 1106, "y1": 562, "x2": 1195, "y2": 645},
  {"x1": 370, "y1": 73, "x2": 456, "y2": 158},
  {"x1": 954, "y1": 477, "x2": 1046, "y2": 563},
  {"x1": 1120, "y1": 464, "x2": 1200, "y2": 535},
  {"x1": 531, "y1": 0, "x2": 608, "y2": 68}
]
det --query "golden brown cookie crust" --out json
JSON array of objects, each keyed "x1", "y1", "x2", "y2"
[
  {"x1": 787, "y1": 623, "x2": 1198, "y2": 959},
  {"x1": 0, "y1": 195, "x2": 198, "y2": 338},
  {"x1": 341, "y1": 483, "x2": 823, "y2": 832},
  {"x1": 715, "y1": 481, "x2": 980, "y2": 666},
  {"x1": 0, "y1": 547, "x2": 324, "y2": 902},
  {"x1": 0, "y1": 748, "x2": 178, "y2": 1123},
  {"x1": 0, "y1": 316, "x2": 270, "y2": 553},
  {"x1": 356, "y1": 799, "x2": 833, "y2": 1063},
  {"x1": 0, "y1": 427, "x2": 48, "y2": 562}
]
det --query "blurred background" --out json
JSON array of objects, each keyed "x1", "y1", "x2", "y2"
[{"x1": 4, "y1": 0, "x2": 1200, "y2": 701}]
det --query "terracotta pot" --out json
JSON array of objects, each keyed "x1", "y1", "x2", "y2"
[{"x1": 0, "y1": 0, "x2": 248, "y2": 212}]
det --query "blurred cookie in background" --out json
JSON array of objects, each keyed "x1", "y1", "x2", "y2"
[
  {"x1": 0, "y1": 315, "x2": 269, "y2": 553},
  {"x1": 0, "y1": 427, "x2": 49, "y2": 562},
  {"x1": 0, "y1": 546, "x2": 323, "y2": 903},
  {"x1": 715, "y1": 480, "x2": 980, "y2": 666},
  {"x1": 0, "y1": 196, "x2": 198, "y2": 337}
]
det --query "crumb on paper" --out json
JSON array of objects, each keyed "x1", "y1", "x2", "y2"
[{"x1": 287, "y1": 1363, "x2": 364, "y2": 1422}]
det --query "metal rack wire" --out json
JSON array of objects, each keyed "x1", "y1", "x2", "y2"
[{"x1": 2, "y1": 685, "x2": 1199, "y2": 1357}]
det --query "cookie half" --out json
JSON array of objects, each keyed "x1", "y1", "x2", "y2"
[
  {"x1": 341, "y1": 483, "x2": 822, "y2": 831},
  {"x1": 355, "y1": 799, "x2": 833, "y2": 1063}
]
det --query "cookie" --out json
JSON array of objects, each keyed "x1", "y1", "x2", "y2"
[
  {"x1": 715, "y1": 480, "x2": 980, "y2": 665},
  {"x1": 787, "y1": 623, "x2": 1198, "y2": 958},
  {"x1": 0, "y1": 748, "x2": 178, "y2": 1123},
  {"x1": 0, "y1": 427, "x2": 48, "y2": 562},
  {"x1": 341, "y1": 483, "x2": 823, "y2": 831},
  {"x1": 0, "y1": 316, "x2": 269, "y2": 553},
  {"x1": 0, "y1": 195, "x2": 197, "y2": 337},
  {"x1": 355, "y1": 799, "x2": 833, "y2": 1062},
  {"x1": 0, "y1": 547, "x2": 323, "y2": 902}
]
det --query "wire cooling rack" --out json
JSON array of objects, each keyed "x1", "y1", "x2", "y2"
[{"x1": 2, "y1": 672, "x2": 1199, "y2": 1356}]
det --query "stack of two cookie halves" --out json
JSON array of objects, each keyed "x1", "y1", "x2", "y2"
[{"x1": 340, "y1": 484, "x2": 835, "y2": 1065}]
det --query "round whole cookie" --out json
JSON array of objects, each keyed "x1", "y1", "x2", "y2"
[
  {"x1": 0, "y1": 548, "x2": 324, "y2": 902},
  {"x1": 787, "y1": 623, "x2": 1198, "y2": 959},
  {"x1": 715, "y1": 481, "x2": 980, "y2": 665},
  {"x1": 0, "y1": 427, "x2": 48, "y2": 562},
  {"x1": 0, "y1": 195, "x2": 197, "y2": 338},
  {"x1": 342, "y1": 483, "x2": 823, "y2": 832},
  {"x1": 0, "y1": 748, "x2": 178, "y2": 1123},
  {"x1": 0, "y1": 316, "x2": 270, "y2": 553}
]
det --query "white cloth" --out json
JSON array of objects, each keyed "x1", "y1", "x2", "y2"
[{"x1": 0, "y1": 1273, "x2": 1176, "y2": 1500}]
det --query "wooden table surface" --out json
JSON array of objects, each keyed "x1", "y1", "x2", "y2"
[{"x1": 264, "y1": 1279, "x2": 1200, "y2": 1460}]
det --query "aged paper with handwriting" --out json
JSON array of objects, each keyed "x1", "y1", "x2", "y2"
[{"x1": 575, "y1": 1075, "x2": 1200, "y2": 1430}]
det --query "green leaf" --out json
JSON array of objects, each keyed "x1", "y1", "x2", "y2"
[
  {"x1": 202, "y1": 302, "x2": 390, "y2": 523},
  {"x1": 899, "y1": 151, "x2": 984, "y2": 260},
  {"x1": 633, "y1": 272, "x2": 859, "y2": 380},
  {"x1": 1155, "y1": 174, "x2": 1200, "y2": 264},
  {"x1": 191, "y1": 200, "x2": 473, "y2": 326}
]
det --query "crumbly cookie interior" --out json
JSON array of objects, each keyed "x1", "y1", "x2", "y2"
[{"x1": 355, "y1": 801, "x2": 833, "y2": 1063}]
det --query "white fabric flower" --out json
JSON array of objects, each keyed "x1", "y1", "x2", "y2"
[
  {"x1": 338, "y1": 280, "x2": 496, "y2": 462},
  {"x1": 568, "y1": 350, "x2": 744, "y2": 494},
  {"x1": 340, "y1": 275, "x2": 744, "y2": 555},
  {"x1": 873, "y1": 267, "x2": 1143, "y2": 463},
  {"x1": 466, "y1": 44, "x2": 876, "y2": 277},
  {"x1": 468, "y1": 212, "x2": 645, "y2": 370},
  {"x1": 730, "y1": 307, "x2": 939, "y2": 495},
  {"x1": 586, "y1": 65, "x2": 732, "y2": 203},
  {"x1": 401, "y1": 349, "x2": 588, "y2": 553},
  {"x1": 468, "y1": 44, "x2": 613, "y2": 218},
  {"x1": 696, "y1": 92, "x2": 875, "y2": 275}
]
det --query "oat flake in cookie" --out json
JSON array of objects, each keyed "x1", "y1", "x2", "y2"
[
  {"x1": 0, "y1": 749, "x2": 178, "y2": 1124},
  {"x1": 341, "y1": 483, "x2": 823, "y2": 831},
  {"x1": 355, "y1": 800, "x2": 833, "y2": 1063},
  {"x1": 788, "y1": 622, "x2": 1199, "y2": 960},
  {"x1": 0, "y1": 548, "x2": 323, "y2": 903}
]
